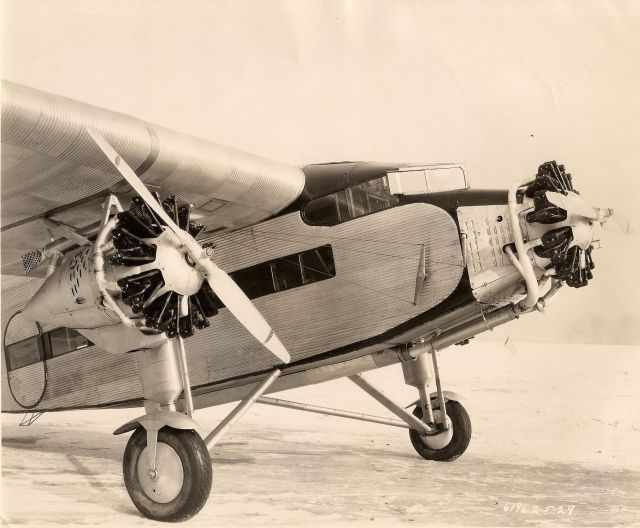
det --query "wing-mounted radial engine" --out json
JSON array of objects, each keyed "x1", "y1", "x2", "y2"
[
  {"x1": 21, "y1": 194, "x2": 221, "y2": 347},
  {"x1": 23, "y1": 128, "x2": 290, "y2": 362},
  {"x1": 19, "y1": 128, "x2": 292, "y2": 521},
  {"x1": 111, "y1": 194, "x2": 220, "y2": 339}
]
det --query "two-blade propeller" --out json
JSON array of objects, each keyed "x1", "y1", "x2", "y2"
[
  {"x1": 545, "y1": 191, "x2": 613, "y2": 222},
  {"x1": 87, "y1": 128, "x2": 290, "y2": 364}
]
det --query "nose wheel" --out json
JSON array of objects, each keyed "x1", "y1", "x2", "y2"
[
  {"x1": 123, "y1": 426, "x2": 212, "y2": 522},
  {"x1": 409, "y1": 400, "x2": 471, "y2": 462}
]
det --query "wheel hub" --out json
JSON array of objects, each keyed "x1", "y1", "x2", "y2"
[
  {"x1": 137, "y1": 443, "x2": 184, "y2": 504},
  {"x1": 422, "y1": 410, "x2": 453, "y2": 450}
]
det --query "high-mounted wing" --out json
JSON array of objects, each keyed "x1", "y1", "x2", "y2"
[{"x1": 1, "y1": 81, "x2": 305, "y2": 276}]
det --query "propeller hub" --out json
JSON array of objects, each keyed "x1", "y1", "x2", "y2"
[
  {"x1": 525, "y1": 161, "x2": 599, "y2": 288},
  {"x1": 184, "y1": 251, "x2": 197, "y2": 269},
  {"x1": 569, "y1": 216, "x2": 594, "y2": 250},
  {"x1": 152, "y1": 231, "x2": 205, "y2": 296}
]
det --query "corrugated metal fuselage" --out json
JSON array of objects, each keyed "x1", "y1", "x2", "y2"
[{"x1": 1, "y1": 201, "x2": 473, "y2": 413}]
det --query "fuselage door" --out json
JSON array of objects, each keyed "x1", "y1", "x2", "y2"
[{"x1": 3, "y1": 311, "x2": 47, "y2": 408}]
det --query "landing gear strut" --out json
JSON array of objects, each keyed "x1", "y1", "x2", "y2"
[
  {"x1": 401, "y1": 343, "x2": 472, "y2": 461},
  {"x1": 255, "y1": 344, "x2": 471, "y2": 464},
  {"x1": 114, "y1": 337, "x2": 213, "y2": 521},
  {"x1": 115, "y1": 343, "x2": 471, "y2": 520},
  {"x1": 113, "y1": 334, "x2": 283, "y2": 522}
]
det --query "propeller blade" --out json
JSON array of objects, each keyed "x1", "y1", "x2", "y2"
[
  {"x1": 86, "y1": 127, "x2": 183, "y2": 234},
  {"x1": 200, "y1": 260, "x2": 290, "y2": 363},
  {"x1": 88, "y1": 127, "x2": 291, "y2": 363},
  {"x1": 599, "y1": 212, "x2": 635, "y2": 235},
  {"x1": 545, "y1": 191, "x2": 599, "y2": 219}
]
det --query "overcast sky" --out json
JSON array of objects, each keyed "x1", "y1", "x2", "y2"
[{"x1": 2, "y1": 0, "x2": 639, "y2": 343}]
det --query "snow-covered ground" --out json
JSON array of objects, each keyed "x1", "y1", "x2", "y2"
[{"x1": 2, "y1": 341, "x2": 639, "y2": 527}]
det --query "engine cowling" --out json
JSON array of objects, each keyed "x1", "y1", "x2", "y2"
[{"x1": 22, "y1": 244, "x2": 116, "y2": 329}]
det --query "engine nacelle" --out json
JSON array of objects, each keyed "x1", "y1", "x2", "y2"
[{"x1": 22, "y1": 245, "x2": 118, "y2": 329}]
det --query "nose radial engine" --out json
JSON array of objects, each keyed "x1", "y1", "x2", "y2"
[{"x1": 525, "y1": 161, "x2": 597, "y2": 288}]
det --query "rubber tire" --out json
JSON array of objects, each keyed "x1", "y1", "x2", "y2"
[
  {"x1": 409, "y1": 400, "x2": 471, "y2": 462},
  {"x1": 123, "y1": 426, "x2": 212, "y2": 522}
]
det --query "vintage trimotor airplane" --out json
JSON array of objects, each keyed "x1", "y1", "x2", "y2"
[{"x1": 1, "y1": 80, "x2": 613, "y2": 521}]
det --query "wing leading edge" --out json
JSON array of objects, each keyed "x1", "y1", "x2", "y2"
[{"x1": 1, "y1": 81, "x2": 305, "y2": 275}]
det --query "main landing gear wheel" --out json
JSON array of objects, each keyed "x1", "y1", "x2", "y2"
[
  {"x1": 409, "y1": 400, "x2": 471, "y2": 462},
  {"x1": 123, "y1": 426, "x2": 212, "y2": 522}
]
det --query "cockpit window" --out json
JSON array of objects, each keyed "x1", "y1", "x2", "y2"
[{"x1": 303, "y1": 176, "x2": 399, "y2": 226}]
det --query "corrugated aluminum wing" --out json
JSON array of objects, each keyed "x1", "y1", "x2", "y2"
[{"x1": 1, "y1": 81, "x2": 305, "y2": 273}]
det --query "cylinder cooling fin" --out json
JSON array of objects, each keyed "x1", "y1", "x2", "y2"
[
  {"x1": 112, "y1": 195, "x2": 221, "y2": 338},
  {"x1": 526, "y1": 161, "x2": 595, "y2": 288}
]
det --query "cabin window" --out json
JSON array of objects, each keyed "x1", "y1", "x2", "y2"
[
  {"x1": 272, "y1": 257, "x2": 304, "y2": 291},
  {"x1": 303, "y1": 176, "x2": 399, "y2": 226},
  {"x1": 228, "y1": 262, "x2": 274, "y2": 300},
  {"x1": 5, "y1": 336, "x2": 42, "y2": 371},
  {"x1": 212, "y1": 245, "x2": 336, "y2": 310},
  {"x1": 269, "y1": 246, "x2": 335, "y2": 293},
  {"x1": 4, "y1": 326, "x2": 93, "y2": 370},
  {"x1": 3, "y1": 312, "x2": 44, "y2": 371},
  {"x1": 301, "y1": 246, "x2": 336, "y2": 283},
  {"x1": 45, "y1": 328, "x2": 93, "y2": 358}
]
